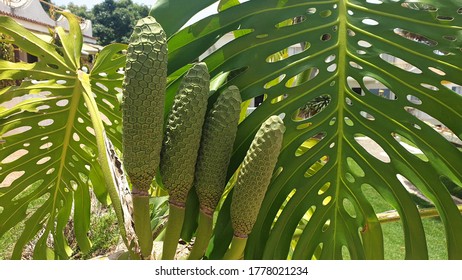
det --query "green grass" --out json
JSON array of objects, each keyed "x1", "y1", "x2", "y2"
[
  {"x1": 0, "y1": 202, "x2": 121, "y2": 260},
  {"x1": 73, "y1": 207, "x2": 121, "y2": 260},
  {"x1": 362, "y1": 185, "x2": 447, "y2": 260}
]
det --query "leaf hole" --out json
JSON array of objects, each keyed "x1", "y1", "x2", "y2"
[
  {"x1": 345, "y1": 97, "x2": 352, "y2": 106},
  {"x1": 304, "y1": 155, "x2": 329, "y2": 177},
  {"x1": 358, "y1": 40, "x2": 372, "y2": 48},
  {"x1": 12, "y1": 179, "x2": 44, "y2": 202},
  {"x1": 292, "y1": 94, "x2": 330, "y2": 120},
  {"x1": 344, "y1": 117, "x2": 354, "y2": 126},
  {"x1": 347, "y1": 157, "x2": 365, "y2": 177},
  {"x1": 318, "y1": 182, "x2": 331, "y2": 195},
  {"x1": 406, "y1": 95, "x2": 422, "y2": 105},
  {"x1": 306, "y1": 8, "x2": 317, "y2": 14},
  {"x1": 401, "y1": 2, "x2": 437, "y2": 11},
  {"x1": 362, "y1": 18, "x2": 379, "y2": 26},
  {"x1": 275, "y1": 15, "x2": 307, "y2": 29},
  {"x1": 322, "y1": 219, "x2": 331, "y2": 231},
  {"x1": 379, "y1": 54, "x2": 422, "y2": 74},
  {"x1": 0, "y1": 171, "x2": 25, "y2": 187},
  {"x1": 443, "y1": 35, "x2": 456, "y2": 42},
  {"x1": 1, "y1": 149, "x2": 28, "y2": 164},
  {"x1": 428, "y1": 67, "x2": 446, "y2": 76},
  {"x1": 354, "y1": 134, "x2": 391, "y2": 163},
  {"x1": 46, "y1": 168, "x2": 55, "y2": 175},
  {"x1": 295, "y1": 122, "x2": 311, "y2": 130},
  {"x1": 264, "y1": 74, "x2": 286, "y2": 89},
  {"x1": 347, "y1": 29, "x2": 356, "y2": 36},
  {"x1": 420, "y1": 83, "x2": 439, "y2": 91},
  {"x1": 437, "y1": 15, "x2": 454, "y2": 21},
  {"x1": 2, "y1": 126, "x2": 32, "y2": 137},
  {"x1": 342, "y1": 246, "x2": 351, "y2": 260},
  {"x1": 366, "y1": 0, "x2": 383, "y2": 4},
  {"x1": 96, "y1": 82, "x2": 109, "y2": 92},
  {"x1": 39, "y1": 142, "x2": 53, "y2": 150},
  {"x1": 360, "y1": 111, "x2": 375, "y2": 121},
  {"x1": 329, "y1": 117, "x2": 336, "y2": 125},
  {"x1": 345, "y1": 172, "x2": 355, "y2": 183},
  {"x1": 56, "y1": 99, "x2": 69, "y2": 107},
  {"x1": 363, "y1": 76, "x2": 396, "y2": 100},
  {"x1": 311, "y1": 243, "x2": 324, "y2": 260},
  {"x1": 72, "y1": 155, "x2": 79, "y2": 162},
  {"x1": 47, "y1": 64, "x2": 59, "y2": 69},
  {"x1": 73, "y1": 133, "x2": 80, "y2": 142},
  {"x1": 396, "y1": 174, "x2": 432, "y2": 206},
  {"x1": 70, "y1": 180, "x2": 78, "y2": 191},
  {"x1": 295, "y1": 132, "x2": 326, "y2": 157},
  {"x1": 285, "y1": 68, "x2": 319, "y2": 88},
  {"x1": 433, "y1": 49, "x2": 454, "y2": 56},
  {"x1": 392, "y1": 133, "x2": 428, "y2": 161},
  {"x1": 100, "y1": 112, "x2": 113, "y2": 126},
  {"x1": 322, "y1": 196, "x2": 332, "y2": 206},
  {"x1": 349, "y1": 61, "x2": 363, "y2": 70},
  {"x1": 271, "y1": 94, "x2": 288, "y2": 104},
  {"x1": 36, "y1": 156, "x2": 51, "y2": 165},
  {"x1": 86, "y1": 126, "x2": 95, "y2": 136},
  {"x1": 36, "y1": 105, "x2": 50, "y2": 111},
  {"x1": 343, "y1": 198, "x2": 357, "y2": 218},
  {"x1": 56, "y1": 80, "x2": 67, "y2": 85},
  {"x1": 327, "y1": 63, "x2": 337, "y2": 72},
  {"x1": 393, "y1": 28, "x2": 437, "y2": 47},
  {"x1": 265, "y1": 42, "x2": 310, "y2": 63},
  {"x1": 441, "y1": 81, "x2": 462, "y2": 93},
  {"x1": 325, "y1": 54, "x2": 336, "y2": 63},
  {"x1": 102, "y1": 98, "x2": 116, "y2": 110},
  {"x1": 320, "y1": 10, "x2": 332, "y2": 18},
  {"x1": 38, "y1": 119, "x2": 54, "y2": 127},
  {"x1": 329, "y1": 142, "x2": 335, "y2": 148}
]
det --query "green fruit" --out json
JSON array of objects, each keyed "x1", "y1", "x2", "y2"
[
  {"x1": 160, "y1": 62, "x2": 210, "y2": 206},
  {"x1": 122, "y1": 16, "x2": 167, "y2": 193},
  {"x1": 194, "y1": 85, "x2": 241, "y2": 216},
  {"x1": 231, "y1": 115, "x2": 285, "y2": 237}
]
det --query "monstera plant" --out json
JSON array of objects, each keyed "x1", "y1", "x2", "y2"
[{"x1": 1, "y1": 0, "x2": 462, "y2": 260}]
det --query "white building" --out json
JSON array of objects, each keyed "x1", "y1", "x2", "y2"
[{"x1": 0, "y1": 0, "x2": 101, "y2": 61}]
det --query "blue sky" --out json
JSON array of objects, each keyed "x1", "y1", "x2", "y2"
[{"x1": 52, "y1": 0, "x2": 155, "y2": 8}]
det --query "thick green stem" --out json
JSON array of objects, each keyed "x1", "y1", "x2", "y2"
[
  {"x1": 162, "y1": 203, "x2": 186, "y2": 260},
  {"x1": 223, "y1": 236, "x2": 247, "y2": 260},
  {"x1": 378, "y1": 205, "x2": 462, "y2": 224},
  {"x1": 188, "y1": 211, "x2": 213, "y2": 260},
  {"x1": 132, "y1": 192, "x2": 153, "y2": 258}
]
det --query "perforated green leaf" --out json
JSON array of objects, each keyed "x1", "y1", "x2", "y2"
[
  {"x1": 0, "y1": 14, "x2": 125, "y2": 259},
  {"x1": 157, "y1": 0, "x2": 462, "y2": 259}
]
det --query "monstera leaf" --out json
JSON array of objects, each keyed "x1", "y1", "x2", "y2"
[
  {"x1": 0, "y1": 13, "x2": 127, "y2": 259},
  {"x1": 154, "y1": 0, "x2": 462, "y2": 259}
]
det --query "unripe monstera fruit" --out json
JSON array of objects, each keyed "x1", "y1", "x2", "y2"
[
  {"x1": 160, "y1": 62, "x2": 210, "y2": 207},
  {"x1": 230, "y1": 115, "x2": 285, "y2": 237},
  {"x1": 194, "y1": 85, "x2": 242, "y2": 216},
  {"x1": 122, "y1": 16, "x2": 167, "y2": 193}
]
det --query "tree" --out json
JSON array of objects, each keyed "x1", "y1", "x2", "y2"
[
  {"x1": 0, "y1": 0, "x2": 461, "y2": 260},
  {"x1": 64, "y1": 2, "x2": 93, "y2": 20},
  {"x1": 91, "y1": 0, "x2": 149, "y2": 45},
  {"x1": 0, "y1": 33, "x2": 15, "y2": 88}
]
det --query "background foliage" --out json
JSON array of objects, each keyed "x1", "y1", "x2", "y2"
[{"x1": 58, "y1": 0, "x2": 150, "y2": 45}]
